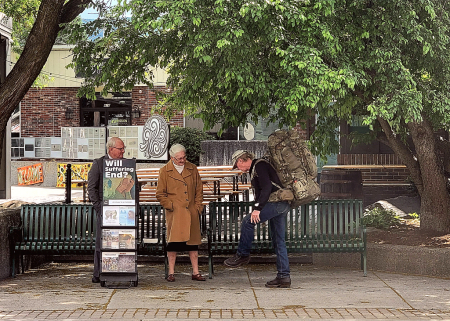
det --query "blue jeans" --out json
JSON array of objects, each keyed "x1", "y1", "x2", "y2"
[{"x1": 237, "y1": 201, "x2": 291, "y2": 278}]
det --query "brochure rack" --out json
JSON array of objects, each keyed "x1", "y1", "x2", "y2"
[{"x1": 99, "y1": 158, "x2": 138, "y2": 287}]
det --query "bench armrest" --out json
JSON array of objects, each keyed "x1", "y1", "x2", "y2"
[
  {"x1": 9, "y1": 226, "x2": 24, "y2": 244},
  {"x1": 360, "y1": 226, "x2": 367, "y2": 243}
]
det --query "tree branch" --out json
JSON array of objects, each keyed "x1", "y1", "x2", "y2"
[
  {"x1": 60, "y1": 0, "x2": 92, "y2": 25},
  {"x1": 0, "y1": 0, "x2": 88, "y2": 166},
  {"x1": 376, "y1": 116, "x2": 424, "y2": 194}
]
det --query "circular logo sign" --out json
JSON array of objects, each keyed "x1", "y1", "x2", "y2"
[
  {"x1": 243, "y1": 123, "x2": 255, "y2": 140},
  {"x1": 139, "y1": 115, "x2": 169, "y2": 158}
]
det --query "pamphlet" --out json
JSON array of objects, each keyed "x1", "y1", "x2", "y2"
[
  {"x1": 101, "y1": 252, "x2": 136, "y2": 273},
  {"x1": 102, "y1": 206, "x2": 136, "y2": 226},
  {"x1": 102, "y1": 229, "x2": 135, "y2": 249},
  {"x1": 102, "y1": 229, "x2": 119, "y2": 249}
]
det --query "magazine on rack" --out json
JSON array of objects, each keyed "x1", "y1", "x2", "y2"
[
  {"x1": 102, "y1": 229, "x2": 136, "y2": 250},
  {"x1": 102, "y1": 206, "x2": 136, "y2": 226},
  {"x1": 101, "y1": 252, "x2": 136, "y2": 273},
  {"x1": 102, "y1": 229, "x2": 119, "y2": 249}
]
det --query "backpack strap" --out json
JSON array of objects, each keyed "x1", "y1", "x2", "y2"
[{"x1": 250, "y1": 158, "x2": 283, "y2": 190}]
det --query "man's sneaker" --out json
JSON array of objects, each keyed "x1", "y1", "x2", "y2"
[
  {"x1": 265, "y1": 276, "x2": 291, "y2": 288},
  {"x1": 224, "y1": 254, "x2": 250, "y2": 267}
]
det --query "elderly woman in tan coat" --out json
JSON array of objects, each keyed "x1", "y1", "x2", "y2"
[{"x1": 156, "y1": 144, "x2": 206, "y2": 282}]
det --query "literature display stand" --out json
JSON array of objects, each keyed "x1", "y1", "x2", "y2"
[{"x1": 99, "y1": 158, "x2": 138, "y2": 287}]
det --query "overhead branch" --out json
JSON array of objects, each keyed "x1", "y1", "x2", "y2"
[
  {"x1": 60, "y1": 0, "x2": 92, "y2": 25},
  {"x1": 0, "y1": 0, "x2": 88, "y2": 133}
]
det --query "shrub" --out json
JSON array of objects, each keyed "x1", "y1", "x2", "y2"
[
  {"x1": 169, "y1": 127, "x2": 215, "y2": 166},
  {"x1": 407, "y1": 212, "x2": 420, "y2": 220},
  {"x1": 362, "y1": 207, "x2": 401, "y2": 230}
]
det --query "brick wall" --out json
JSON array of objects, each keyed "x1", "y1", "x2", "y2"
[
  {"x1": 332, "y1": 153, "x2": 416, "y2": 206},
  {"x1": 361, "y1": 166, "x2": 410, "y2": 184},
  {"x1": 20, "y1": 86, "x2": 185, "y2": 138},
  {"x1": 21, "y1": 87, "x2": 79, "y2": 137},
  {"x1": 131, "y1": 86, "x2": 184, "y2": 127}
]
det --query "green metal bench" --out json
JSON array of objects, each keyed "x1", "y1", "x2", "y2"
[
  {"x1": 207, "y1": 199, "x2": 367, "y2": 278},
  {"x1": 10, "y1": 203, "x2": 167, "y2": 277},
  {"x1": 137, "y1": 204, "x2": 167, "y2": 276}
]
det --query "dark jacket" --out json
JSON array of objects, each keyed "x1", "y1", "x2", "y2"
[
  {"x1": 249, "y1": 159, "x2": 283, "y2": 211},
  {"x1": 88, "y1": 155, "x2": 107, "y2": 213}
]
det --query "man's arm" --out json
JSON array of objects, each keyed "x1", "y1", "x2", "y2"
[
  {"x1": 87, "y1": 159, "x2": 102, "y2": 211},
  {"x1": 251, "y1": 161, "x2": 275, "y2": 223},
  {"x1": 253, "y1": 161, "x2": 274, "y2": 211}
]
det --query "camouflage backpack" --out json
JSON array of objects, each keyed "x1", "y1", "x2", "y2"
[{"x1": 264, "y1": 129, "x2": 321, "y2": 207}]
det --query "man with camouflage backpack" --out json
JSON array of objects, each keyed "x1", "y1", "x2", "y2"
[{"x1": 223, "y1": 150, "x2": 292, "y2": 288}]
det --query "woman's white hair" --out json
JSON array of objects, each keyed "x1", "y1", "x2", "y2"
[{"x1": 169, "y1": 144, "x2": 186, "y2": 157}]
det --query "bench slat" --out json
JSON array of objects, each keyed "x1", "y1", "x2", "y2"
[{"x1": 207, "y1": 199, "x2": 367, "y2": 279}]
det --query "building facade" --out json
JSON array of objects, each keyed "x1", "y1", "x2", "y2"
[{"x1": 18, "y1": 45, "x2": 184, "y2": 138}]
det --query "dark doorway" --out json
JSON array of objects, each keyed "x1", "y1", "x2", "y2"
[{"x1": 80, "y1": 93, "x2": 132, "y2": 127}]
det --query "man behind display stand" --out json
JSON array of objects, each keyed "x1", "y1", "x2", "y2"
[{"x1": 88, "y1": 137, "x2": 125, "y2": 284}]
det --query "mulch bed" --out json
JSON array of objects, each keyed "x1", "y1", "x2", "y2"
[{"x1": 367, "y1": 219, "x2": 450, "y2": 248}]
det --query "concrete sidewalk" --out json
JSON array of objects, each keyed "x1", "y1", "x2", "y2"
[
  {"x1": 3, "y1": 186, "x2": 450, "y2": 320},
  {"x1": 1, "y1": 262, "x2": 450, "y2": 320},
  {"x1": 3, "y1": 185, "x2": 85, "y2": 204}
]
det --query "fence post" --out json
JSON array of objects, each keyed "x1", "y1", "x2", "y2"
[{"x1": 65, "y1": 164, "x2": 72, "y2": 204}]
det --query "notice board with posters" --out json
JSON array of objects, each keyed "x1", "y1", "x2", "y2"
[
  {"x1": 17, "y1": 163, "x2": 44, "y2": 186},
  {"x1": 99, "y1": 158, "x2": 138, "y2": 287}
]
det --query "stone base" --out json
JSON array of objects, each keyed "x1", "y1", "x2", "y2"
[{"x1": 313, "y1": 243, "x2": 450, "y2": 278}]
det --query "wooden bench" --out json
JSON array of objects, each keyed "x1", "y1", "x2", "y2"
[
  {"x1": 207, "y1": 199, "x2": 367, "y2": 279},
  {"x1": 10, "y1": 203, "x2": 167, "y2": 277}
]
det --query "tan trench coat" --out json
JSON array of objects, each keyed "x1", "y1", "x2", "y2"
[{"x1": 155, "y1": 160, "x2": 204, "y2": 245}]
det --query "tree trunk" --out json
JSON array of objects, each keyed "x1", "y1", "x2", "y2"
[
  {"x1": 377, "y1": 116, "x2": 450, "y2": 233},
  {"x1": 408, "y1": 119, "x2": 450, "y2": 233},
  {"x1": 0, "y1": 0, "x2": 88, "y2": 167}
]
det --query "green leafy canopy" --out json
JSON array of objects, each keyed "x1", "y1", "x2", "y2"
[{"x1": 69, "y1": 0, "x2": 450, "y2": 159}]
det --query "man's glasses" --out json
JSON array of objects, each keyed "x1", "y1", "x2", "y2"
[
  {"x1": 113, "y1": 147, "x2": 126, "y2": 151},
  {"x1": 173, "y1": 156, "x2": 187, "y2": 162}
]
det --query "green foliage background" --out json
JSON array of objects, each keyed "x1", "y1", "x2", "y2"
[
  {"x1": 169, "y1": 127, "x2": 215, "y2": 166},
  {"x1": 68, "y1": 0, "x2": 450, "y2": 158}
]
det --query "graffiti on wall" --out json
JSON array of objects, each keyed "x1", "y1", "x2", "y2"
[
  {"x1": 18, "y1": 163, "x2": 44, "y2": 186},
  {"x1": 57, "y1": 163, "x2": 92, "y2": 187}
]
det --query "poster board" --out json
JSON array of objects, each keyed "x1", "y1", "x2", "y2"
[
  {"x1": 17, "y1": 163, "x2": 44, "y2": 186},
  {"x1": 56, "y1": 163, "x2": 91, "y2": 188},
  {"x1": 102, "y1": 158, "x2": 136, "y2": 206}
]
